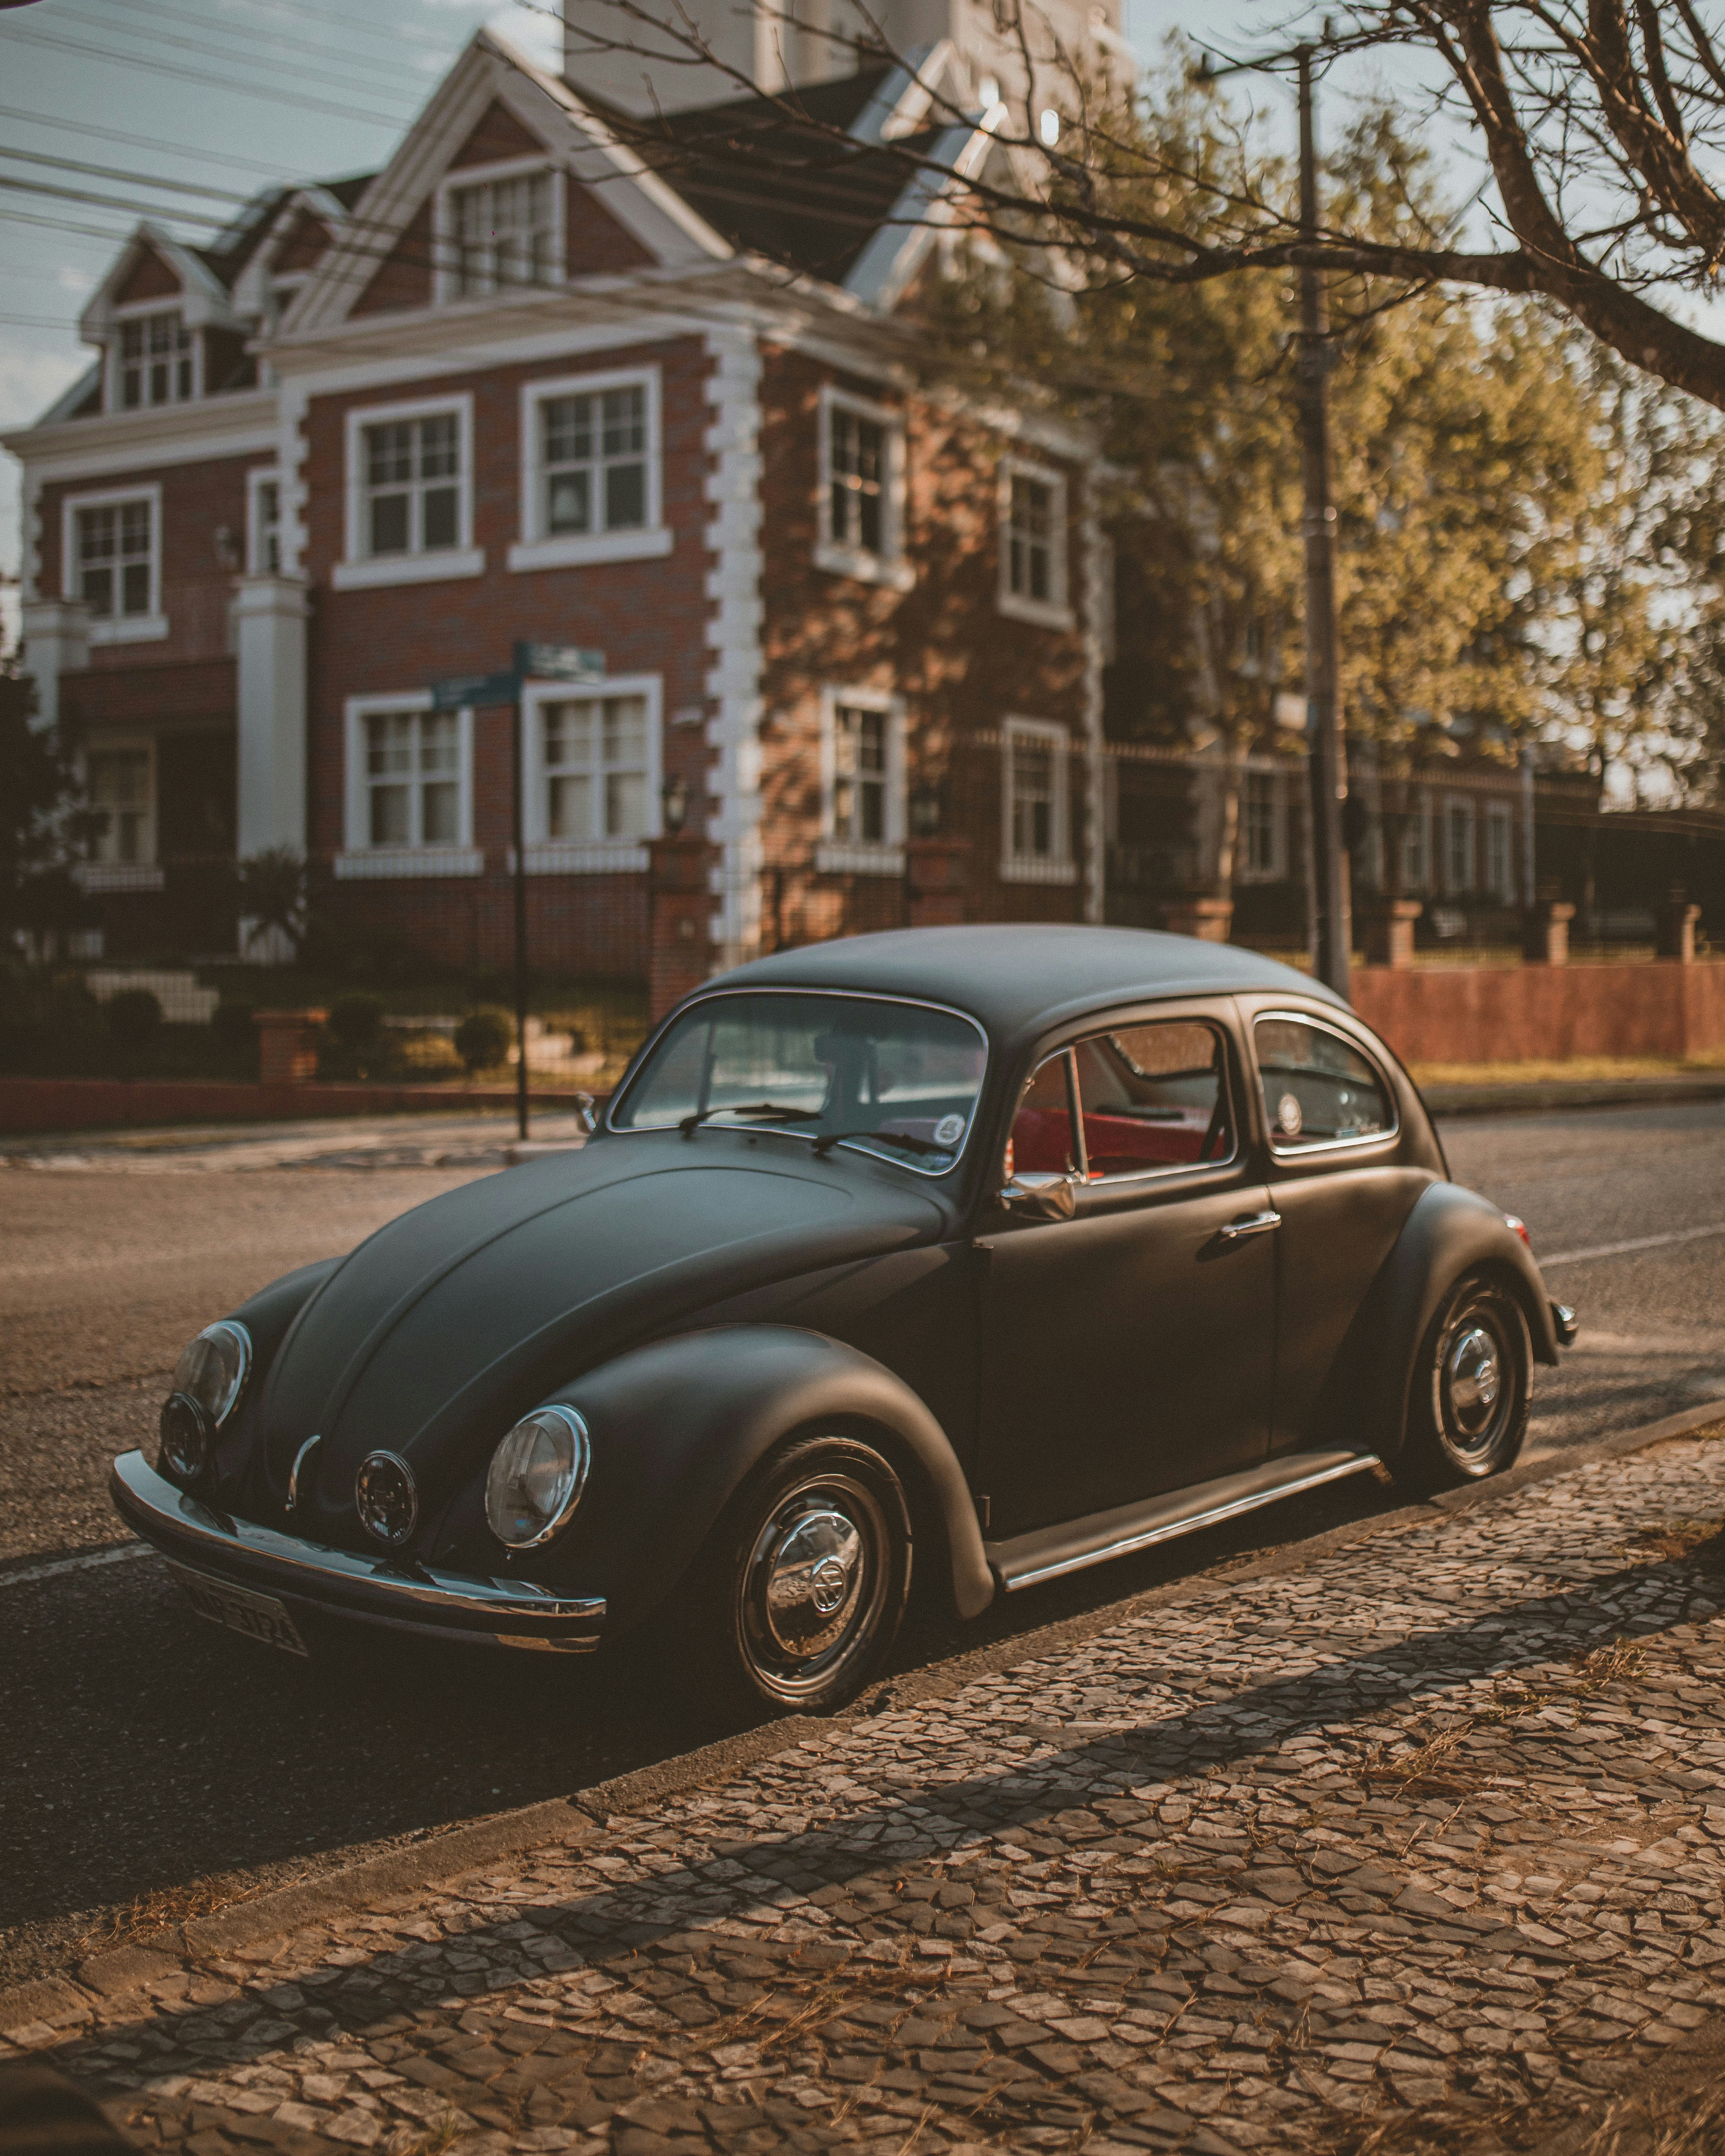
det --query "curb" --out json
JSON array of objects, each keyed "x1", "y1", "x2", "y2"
[
  {"x1": 1426, "y1": 1076, "x2": 1725, "y2": 1117},
  {"x1": 6, "y1": 1393, "x2": 1724, "y2": 2040}
]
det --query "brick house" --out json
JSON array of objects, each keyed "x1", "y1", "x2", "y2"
[{"x1": 5, "y1": 27, "x2": 1112, "y2": 988}]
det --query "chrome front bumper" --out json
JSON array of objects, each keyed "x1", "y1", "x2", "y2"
[{"x1": 111, "y1": 1451, "x2": 606, "y2": 1654}]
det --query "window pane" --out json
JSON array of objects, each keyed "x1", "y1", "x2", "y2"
[
  {"x1": 419, "y1": 712, "x2": 458, "y2": 775},
  {"x1": 601, "y1": 386, "x2": 645, "y2": 456},
  {"x1": 421, "y1": 781, "x2": 458, "y2": 844},
  {"x1": 543, "y1": 702, "x2": 592, "y2": 769},
  {"x1": 366, "y1": 422, "x2": 412, "y2": 487},
  {"x1": 548, "y1": 772, "x2": 591, "y2": 839},
  {"x1": 547, "y1": 469, "x2": 591, "y2": 535},
  {"x1": 604, "y1": 461, "x2": 645, "y2": 530},
  {"x1": 857, "y1": 485, "x2": 882, "y2": 554},
  {"x1": 605, "y1": 770, "x2": 647, "y2": 837},
  {"x1": 1255, "y1": 1017, "x2": 1392, "y2": 1149},
  {"x1": 421, "y1": 485, "x2": 459, "y2": 551},
  {"x1": 1009, "y1": 1050, "x2": 1077, "y2": 1177},
  {"x1": 367, "y1": 713, "x2": 413, "y2": 775},
  {"x1": 370, "y1": 784, "x2": 410, "y2": 845},
  {"x1": 119, "y1": 561, "x2": 151, "y2": 616},
  {"x1": 417, "y1": 414, "x2": 459, "y2": 478},
  {"x1": 544, "y1": 394, "x2": 592, "y2": 467},
  {"x1": 1075, "y1": 1023, "x2": 1229, "y2": 1177},
  {"x1": 1010, "y1": 736, "x2": 1055, "y2": 857},
  {"x1": 601, "y1": 697, "x2": 645, "y2": 765},
  {"x1": 369, "y1": 492, "x2": 409, "y2": 556}
]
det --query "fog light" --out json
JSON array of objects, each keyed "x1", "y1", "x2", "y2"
[
  {"x1": 158, "y1": 1392, "x2": 212, "y2": 1485},
  {"x1": 486, "y1": 1407, "x2": 590, "y2": 1549},
  {"x1": 355, "y1": 1451, "x2": 417, "y2": 1546}
]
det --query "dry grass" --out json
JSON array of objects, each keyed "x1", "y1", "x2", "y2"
[
  {"x1": 1408, "y1": 1052, "x2": 1725, "y2": 1086},
  {"x1": 1315, "y1": 2073, "x2": 1725, "y2": 2156},
  {"x1": 1621, "y1": 1518, "x2": 1725, "y2": 1568}
]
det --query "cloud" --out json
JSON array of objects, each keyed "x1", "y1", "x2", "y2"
[{"x1": 57, "y1": 266, "x2": 94, "y2": 295}]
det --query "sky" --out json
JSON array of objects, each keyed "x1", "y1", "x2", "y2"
[{"x1": 0, "y1": 0, "x2": 1377, "y2": 622}]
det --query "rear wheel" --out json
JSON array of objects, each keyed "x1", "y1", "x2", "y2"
[
  {"x1": 674, "y1": 1434, "x2": 912, "y2": 1721},
  {"x1": 1392, "y1": 1274, "x2": 1531, "y2": 1496}
]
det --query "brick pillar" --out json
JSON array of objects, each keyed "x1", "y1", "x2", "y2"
[
  {"x1": 1658, "y1": 896, "x2": 1702, "y2": 963},
  {"x1": 1522, "y1": 900, "x2": 1575, "y2": 966},
  {"x1": 1360, "y1": 897, "x2": 1422, "y2": 968},
  {"x1": 648, "y1": 835, "x2": 717, "y2": 1021},
  {"x1": 905, "y1": 838, "x2": 969, "y2": 928},
  {"x1": 253, "y1": 1008, "x2": 326, "y2": 1084},
  {"x1": 1160, "y1": 896, "x2": 1234, "y2": 943}
]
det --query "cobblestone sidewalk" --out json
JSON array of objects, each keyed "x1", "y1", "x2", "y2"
[{"x1": 12, "y1": 1434, "x2": 1725, "y2": 2156}]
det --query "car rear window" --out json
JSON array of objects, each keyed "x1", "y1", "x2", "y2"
[
  {"x1": 611, "y1": 991, "x2": 987, "y2": 1174},
  {"x1": 1254, "y1": 1014, "x2": 1394, "y2": 1149}
]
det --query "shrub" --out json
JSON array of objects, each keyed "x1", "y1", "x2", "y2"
[
  {"x1": 327, "y1": 992, "x2": 386, "y2": 1052},
  {"x1": 211, "y1": 999, "x2": 257, "y2": 1053},
  {"x1": 105, "y1": 987, "x2": 163, "y2": 1048},
  {"x1": 454, "y1": 1006, "x2": 513, "y2": 1075}
]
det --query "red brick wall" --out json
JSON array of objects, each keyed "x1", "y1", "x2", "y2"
[
  {"x1": 1352, "y1": 959, "x2": 1725, "y2": 1065},
  {"x1": 303, "y1": 334, "x2": 713, "y2": 978},
  {"x1": 37, "y1": 451, "x2": 273, "y2": 670},
  {"x1": 755, "y1": 345, "x2": 1092, "y2": 949}
]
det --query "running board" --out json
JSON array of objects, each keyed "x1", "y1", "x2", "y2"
[{"x1": 985, "y1": 1448, "x2": 1383, "y2": 1593}]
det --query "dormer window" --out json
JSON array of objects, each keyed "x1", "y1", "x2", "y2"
[
  {"x1": 117, "y1": 311, "x2": 194, "y2": 409},
  {"x1": 447, "y1": 168, "x2": 558, "y2": 298}
]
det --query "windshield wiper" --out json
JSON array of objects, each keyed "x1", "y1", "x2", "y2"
[
  {"x1": 678, "y1": 1102, "x2": 823, "y2": 1138},
  {"x1": 810, "y1": 1128, "x2": 949, "y2": 1160}
]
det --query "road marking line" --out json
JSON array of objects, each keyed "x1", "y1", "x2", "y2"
[
  {"x1": 1541, "y1": 1221, "x2": 1725, "y2": 1267},
  {"x1": 0, "y1": 1543, "x2": 156, "y2": 1591}
]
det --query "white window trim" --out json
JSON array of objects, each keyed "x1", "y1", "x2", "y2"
[
  {"x1": 334, "y1": 392, "x2": 481, "y2": 591},
  {"x1": 82, "y1": 732, "x2": 158, "y2": 873},
  {"x1": 433, "y1": 154, "x2": 565, "y2": 307},
  {"x1": 509, "y1": 365, "x2": 670, "y2": 573},
  {"x1": 814, "y1": 382, "x2": 913, "y2": 592},
  {"x1": 1001, "y1": 715, "x2": 1076, "y2": 885},
  {"x1": 338, "y1": 691, "x2": 480, "y2": 878},
  {"x1": 107, "y1": 299, "x2": 201, "y2": 413},
  {"x1": 997, "y1": 455, "x2": 1073, "y2": 630},
  {"x1": 1237, "y1": 763, "x2": 1288, "y2": 885},
  {"x1": 518, "y1": 672, "x2": 662, "y2": 870},
  {"x1": 62, "y1": 484, "x2": 167, "y2": 645},
  {"x1": 246, "y1": 465, "x2": 282, "y2": 578},
  {"x1": 815, "y1": 684, "x2": 905, "y2": 875}
]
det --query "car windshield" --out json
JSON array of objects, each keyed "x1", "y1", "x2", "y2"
[{"x1": 611, "y1": 993, "x2": 988, "y2": 1174}]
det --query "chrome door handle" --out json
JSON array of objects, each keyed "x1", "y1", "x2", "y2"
[{"x1": 1219, "y1": 1209, "x2": 1282, "y2": 1240}]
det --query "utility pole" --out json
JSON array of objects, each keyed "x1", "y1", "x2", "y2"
[{"x1": 1295, "y1": 45, "x2": 1351, "y2": 998}]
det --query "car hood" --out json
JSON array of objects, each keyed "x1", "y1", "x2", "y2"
[{"x1": 257, "y1": 1136, "x2": 945, "y2": 1541}]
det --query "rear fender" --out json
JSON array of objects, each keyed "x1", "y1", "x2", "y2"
[
  {"x1": 543, "y1": 1325, "x2": 995, "y2": 1635},
  {"x1": 1357, "y1": 1182, "x2": 1559, "y2": 1469}
]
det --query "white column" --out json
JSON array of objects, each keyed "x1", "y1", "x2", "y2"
[
  {"x1": 20, "y1": 598, "x2": 91, "y2": 732},
  {"x1": 233, "y1": 575, "x2": 309, "y2": 855}
]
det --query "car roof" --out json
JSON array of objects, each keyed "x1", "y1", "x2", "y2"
[{"x1": 699, "y1": 925, "x2": 1344, "y2": 1050}]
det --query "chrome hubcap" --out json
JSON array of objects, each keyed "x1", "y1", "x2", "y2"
[
  {"x1": 740, "y1": 1469, "x2": 889, "y2": 1700},
  {"x1": 1447, "y1": 1326, "x2": 1500, "y2": 1429}
]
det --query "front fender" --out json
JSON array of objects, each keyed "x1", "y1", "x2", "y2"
[
  {"x1": 1360, "y1": 1181, "x2": 1560, "y2": 1468},
  {"x1": 540, "y1": 1325, "x2": 995, "y2": 1635}
]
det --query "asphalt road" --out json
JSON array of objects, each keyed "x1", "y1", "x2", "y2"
[{"x1": 2, "y1": 1102, "x2": 1722, "y2": 1990}]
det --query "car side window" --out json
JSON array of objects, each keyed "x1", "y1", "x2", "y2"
[
  {"x1": 1254, "y1": 1014, "x2": 1394, "y2": 1150},
  {"x1": 1007, "y1": 1050, "x2": 1079, "y2": 1179},
  {"x1": 1072, "y1": 1020, "x2": 1234, "y2": 1180}
]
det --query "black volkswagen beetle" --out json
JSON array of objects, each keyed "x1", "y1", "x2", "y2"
[{"x1": 113, "y1": 926, "x2": 1575, "y2": 1718}]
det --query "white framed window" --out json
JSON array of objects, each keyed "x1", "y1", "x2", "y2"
[
  {"x1": 246, "y1": 468, "x2": 282, "y2": 577},
  {"x1": 998, "y1": 456, "x2": 1072, "y2": 628},
  {"x1": 1398, "y1": 794, "x2": 1429, "y2": 894},
  {"x1": 333, "y1": 394, "x2": 482, "y2": 591},
  {"x1": 1239, "y1": 767, "x2": 1285, "y2": 883},
  {"x1": 510, "y1": 367, "x2": 671, "y2": 572},
  {"x1": 435, "y1": 159, "x2": 563, "y2": 301},
  {"x1": 520, "y1": 674, "x2": 662, "y2": 872},
  {"x1": 816, "y1": 686, "x2": 905, "y2": 874},
  {"x1": 87, "y1": 739, "x2": 155, "y2": 867},
  {"x1": 1445, "y1": 798, "x2": 1475, "y2": 893},
  {"x1": 337, "y1": 694, "x2": 481, "y2": 878},
  {"x1": 113, "y1": 308, "x2": 196, "y2": 410},
  {"x1": 1001, "y1": 716, "x2": 1075, "y2": 884},
  {"x1": 815, "y1": 384, "x2": 912, "y2": 591},
  {"x1": 1484, "y1": 800, "x2": 1514, "y2": 902},
  {"x1": 62, "y1": 486, "x2": 166, "y2": 645}
]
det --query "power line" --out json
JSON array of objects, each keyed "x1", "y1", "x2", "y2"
[
  {"x1": 0, "y1": 146, "x2": 262, "y2": 208},
  {"x1": 0, "y1": 21, "x2": 414, "y2": 133},
  {"x1": 0, "y1": 173, "x2": 234, "y2": 233},
  {"x1": 0, "y1": 104, "x2": 320, "y2": 184}
]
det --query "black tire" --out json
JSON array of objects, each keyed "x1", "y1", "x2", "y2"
[
  {"x1": 672, "y1": 1434, "x2": 912, "y2": 1721},
  {"x1": 1392, "y1": 1273, "x2": 1532, "y2": 1497}
]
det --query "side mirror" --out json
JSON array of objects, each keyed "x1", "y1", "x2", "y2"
[{"x1": 997, "y1": 1172, "x2": 1077, "y2": 1222}]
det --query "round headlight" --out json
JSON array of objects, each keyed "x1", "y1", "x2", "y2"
[
  {"x1": 355, "y1": 1452, "x2": 417, "y2": 1547},
  {"x1": 157, "y1": 1392, "x2": 213, "y2": 1485},
  {"x1": 171, "y1": 1321, "x2": 252, "y2": 1429},
  {"x1": 485, "y1": 1407, "x2": 590, "y2": 1550}
]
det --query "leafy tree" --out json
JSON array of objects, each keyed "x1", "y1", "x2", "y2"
[
  {"x1": 0, "y1": 653, "x2": 84, "y2": 951},
  {"x1": 235, "y1": 846, "x2": 308, "y2": 959}
]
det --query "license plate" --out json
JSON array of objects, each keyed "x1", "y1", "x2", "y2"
[{"x1": 167, "y1": 1563, "x2": 309, "y2": 1657}]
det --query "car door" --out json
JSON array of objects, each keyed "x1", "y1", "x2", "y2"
[
  {"x1": 975, "y1": 1004, "x2": 1278, "y2": 1536},
  {"x1": 1244, "y1": 1002, "x2": 1435, "y2": 1454}
]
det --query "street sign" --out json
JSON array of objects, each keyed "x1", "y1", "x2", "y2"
[
  {"x1": 429, "y1": 671, "x2": 519, "y2": 710},
  {"x1": 514, "y1": 640, "x2": 605, "y2": 683}
]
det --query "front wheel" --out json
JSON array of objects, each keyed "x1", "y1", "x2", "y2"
[
  {"x1": 674, "y1": 1434, "x2": 912, "y2": 1721},
  {"x1": 1392, "y1": 1274, "x2": 1532, "y2": 1496}
]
